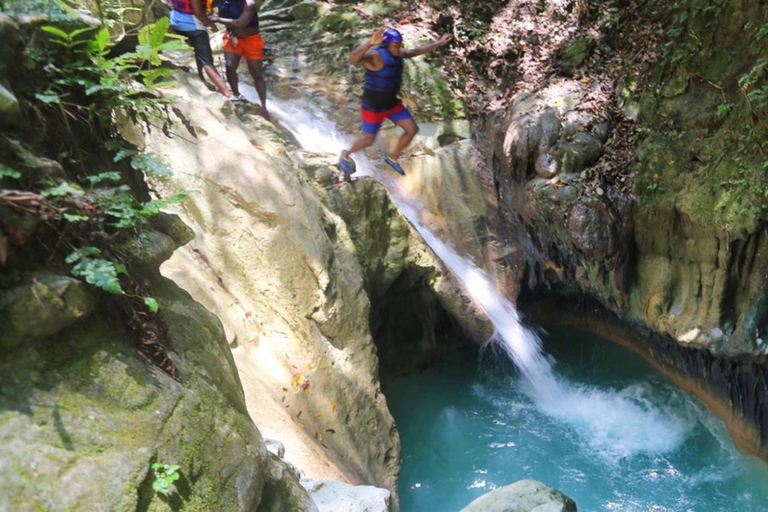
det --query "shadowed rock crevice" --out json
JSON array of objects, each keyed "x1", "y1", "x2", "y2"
[{"x1": 369, "y1": 266, "x2": 469, "y2": 379}]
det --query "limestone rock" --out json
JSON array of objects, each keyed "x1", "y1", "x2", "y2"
[
  {"x1": 142, "y1": 73, "x2": 402, "y2": 503},
  {"x1": 567, "y1": 201, "x2": 618, "y2": 259},
  {"x1": 503, "y1": 107, "x2": 562, "y2": 180},
  {"x1": 260, "y1": 454, "x2": 318, "y2": 512},
  {"x1": 265, "y1": 438, "x2": 287, "y2": 459},
  {"x1": 301, "y1": 480, "x2": 390, "y2": 512},
  {"x1": 459, "y1": 479, "x2": 577, "y2": 512},
  {"x1": 0, "y1": 272, "x2": 95, "y2": 351},
  {"x1": 118, "y1": 229, "x2": 178, "y2": 271},
  {"x1": 554, "y1": 133, "x2": 603, "y2": 175},
  {"x1": 150, "y1": 212, "x2": 195, "y2": 248},
  {"x1": 0, "y1": 275, "x2": 310, "y2": 510}
]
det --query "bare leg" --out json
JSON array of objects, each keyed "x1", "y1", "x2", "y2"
[
  {"x1": 389, "y1": 118, "x2": 419, "y2": 160},
  {"x1": 202, "y1": 64, "x2": 234, "y2": 98},
  {"x1": 246, "y1": 59, "x2": 267, "y2": 109},
  {"x1": 225, "y1": 52, "x2": 242, "y2": 96},
  {"x1": 344, "y1": 133, "x2": 377, "y2": 158}
]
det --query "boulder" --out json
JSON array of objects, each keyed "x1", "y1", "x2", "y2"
[
  {"x1": 150, "y1": 212, "x2": 195, "y2": 248},
  {"x1": 567, "y1": 201, "x2": 618, "y2": 259},
  {"x1": 459, "y1": 479, "x2": 577, "y2": 512},
  {"x1": 118, "y1": 229, "x2": 178, "y2": 271},
  {"x1": 0, "y1": 275, "x2": 314, "y2": 510},
  {"x1": 301, "y1": 480, "x2": 390, "y2": 512},
  {"x1": 0, "y1": 272, "x2": 95, "y2": 351}
]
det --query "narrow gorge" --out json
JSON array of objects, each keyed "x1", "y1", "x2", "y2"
[{"x1": 1, "y1": 1, "x2": 767, "y2": 511}]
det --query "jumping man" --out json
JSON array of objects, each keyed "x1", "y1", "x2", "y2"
[
  {"x1": 210, "y1": 0, "x2": 269, "y2": 117},
  {"x1": 339, "y1": 28, "x2": 452, "y2": 176},
  {"x1": 169, "y1": 0, "x2": 234, "y2": 99}
]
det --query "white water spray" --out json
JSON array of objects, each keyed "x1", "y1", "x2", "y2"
[{"x1": 255, "y1": 91, "x2": 692, "y2": 461}]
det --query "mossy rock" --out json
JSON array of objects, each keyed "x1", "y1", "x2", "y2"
[
  {"x1": 312, "y1": 10, "x2": 360, "y2": 34},
  {"x1": 0, "y1": 271, "x2": 95, "y2": 351},
  {"x1": 150, "y1": 212, "x2": 195, "y2": 248},
  {"x1": 363, "y1": 0, "x2": 401, "y2": 16},
  {"x1": 117, "y1": 230, "x2": 178, "y2": 271},
  {"x1": 0, "y1": 276, "x2": 313, "y2": 510},
  {"x1": 290, "y1": 1, "x2": 319, "y2": 20},
  {"x1": 558, "y1": 37, "x2": 594, "y2": 76},
  {"x1": 554, "y1": 133, "x2": 603, "y2": 175}
]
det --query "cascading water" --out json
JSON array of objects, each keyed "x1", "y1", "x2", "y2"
[
  {"x1": 255, "y1": 92, "x2": 691, "y2": 460},
  {"x1": 245, "y1": 90, "x2": 768, "y2": 510}
]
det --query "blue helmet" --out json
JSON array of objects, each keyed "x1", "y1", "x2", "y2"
[{"x1": 381, "y1": 28, "x2": 403, "y2": 46}]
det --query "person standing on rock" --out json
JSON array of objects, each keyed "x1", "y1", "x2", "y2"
[
  {"x1": 339, "y1": 27, "x2": 452, "y2": 176},
  {"x1": 169, "y1": 0, "x2": 235, "y2": 99},
  {"x1": 209, "y1": 0, "x2": 269, "y2": 118}
]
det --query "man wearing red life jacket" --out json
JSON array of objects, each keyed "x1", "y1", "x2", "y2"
[
  {"x1": 339, "y1": 27, "x2": 452, "y2": 176},
  {"x1": 169, "y1": 0, "x2": 234, "y2": 99},
  {"x1": 210, "y1": 0, "x2": 269, "y2": 118}
]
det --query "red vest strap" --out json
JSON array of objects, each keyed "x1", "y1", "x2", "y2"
[{"x1": 171, "y1": 0, "x2": 208, "y2": 14}]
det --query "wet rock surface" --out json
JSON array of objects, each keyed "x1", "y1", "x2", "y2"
[
  {"x1": 459, "y1": 479, "x2": 577, "y2": 512},
  {"x1": 302, "y1": 480, "x2": 391, "y2": 512}
]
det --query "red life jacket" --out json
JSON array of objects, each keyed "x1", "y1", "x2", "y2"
[{"x1": 171, "y1": 0, "x2": 208, "y2": 14}]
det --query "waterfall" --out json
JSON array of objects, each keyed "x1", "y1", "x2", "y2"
[{"x1": 254, "y1": 92, "x2": 692, "y2": 461}]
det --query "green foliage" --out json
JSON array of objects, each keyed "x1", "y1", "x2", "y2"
[
  {"x1": 36, "y1": 19, "x2": 188, "y2": 128},
  {"x1": 0, "y1": 166, "x2": 21, "y2": 179},
  {"x1": 144, "y1": 297, "x2": 159, "y2": 313},
  {"x1": 657, "y1": 2, "x2": 768, "y2": 220},
  {"x1": 115, "y1": 149, "x2": 172, "y2": 176},
  {"x1": 456, "y1": 19, "x2": 488, "y2": 43},
  {"x1": 86, "y1": 172, "x2": 122, "y2": 184},
  {"x1": 34, "y1": 92, "x2": 62, "y2": 104},
  {"x1": 130, "y1": 153, "x2": 172, "y2": 176},
  {"x1": 151, "y1": 463, "x2": 180, "y2": 496},
  {"x1": 66, "y1": 247, "x2": 125, "y2": 295},
  {"x1": 63, "y1": 213, "x2": 89, "y2": 222},
  {"x1": 96, "y1": 185, "x2": 188, "y2": 229},
  {"x1": 716, "y1": 103, "x2": 732, "y2": 118},
  {"x1": 40, "y1": 25, "x2": 96, "y2": 48},
  {"x1": 42, "y1": 181, "x2": 84, "y2": 197}
]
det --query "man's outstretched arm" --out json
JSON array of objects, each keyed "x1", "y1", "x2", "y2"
[
  {"x1": 191, "y1": 0, "x2": 216, "y2": 29},
  {"x1": 401, "y1": 33, "x2": 452, "y2": 58},
  {"x1": 349, "y1": 27, "x2": 385, "y2": 66}
]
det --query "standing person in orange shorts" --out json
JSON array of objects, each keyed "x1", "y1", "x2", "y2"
[
  {"x1": 168, "y1": 0, "x2": 234, "y2": 99},
  {"x1": 210, "y1": 0, "x2": 269, "y2": 118}
]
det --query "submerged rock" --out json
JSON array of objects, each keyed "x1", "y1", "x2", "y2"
[{"x1": 460, "y1": 479, "x2": 577, "y2": 512}]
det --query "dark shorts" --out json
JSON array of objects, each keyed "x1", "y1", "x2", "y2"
[
  {"x1": 360, "y1": 101, "x2": 414, "y2": 135},
  {"x1": 174, "y1": 29, "x2": 214, "y2": 69}
]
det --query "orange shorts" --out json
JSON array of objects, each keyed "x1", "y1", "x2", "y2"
[{"x1": 223, "y1": 32, "x2": 264, "y2": 61}]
